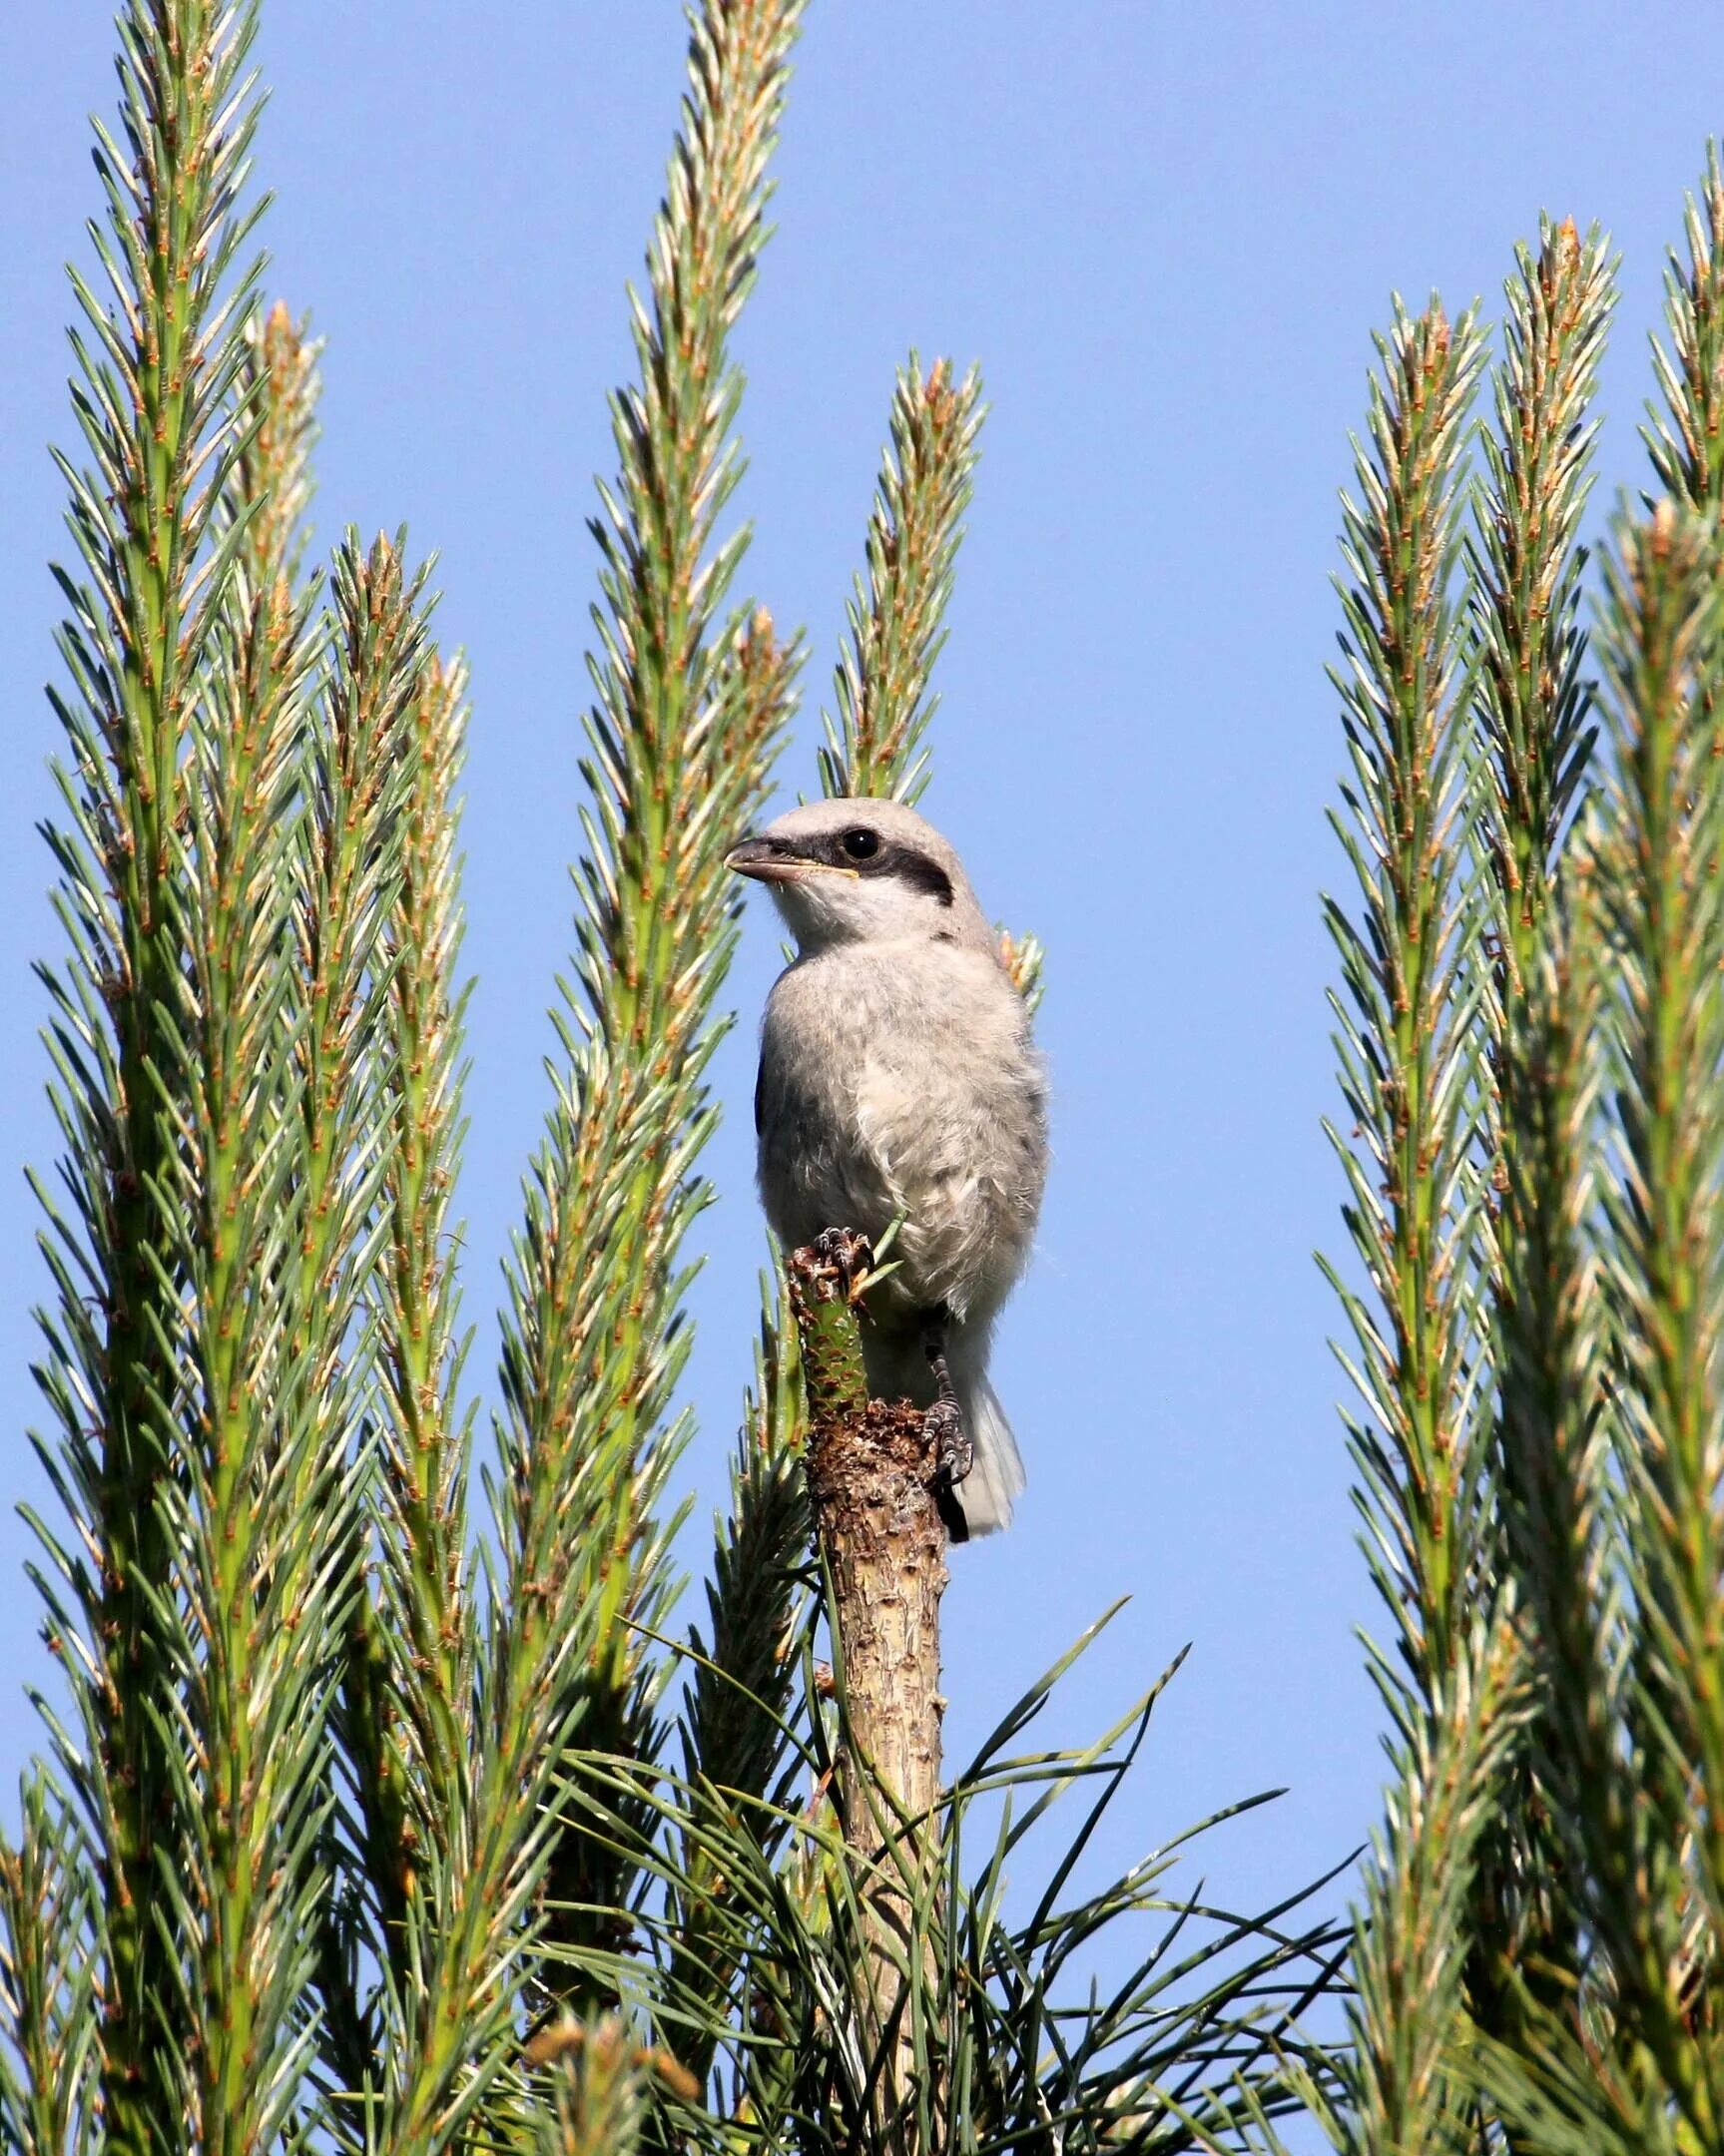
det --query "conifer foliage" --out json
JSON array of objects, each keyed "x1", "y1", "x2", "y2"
[
  {"x1": 1321, "y1": 169, "x2": 1724, "y2": 2153},
  {"x1": 3, "y1": 3, "x2": 1341, "y2": 2152}
]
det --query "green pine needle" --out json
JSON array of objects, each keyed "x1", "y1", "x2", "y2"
[{"x1": 29, "y1": 2, "x2": 279, "y2": 2140}]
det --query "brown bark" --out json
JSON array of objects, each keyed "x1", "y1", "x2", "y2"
[{"x1": 788, "y1": 1237, "x2": 946, "y2": 2135}]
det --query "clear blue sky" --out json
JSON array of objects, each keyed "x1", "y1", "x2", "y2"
[{"x1": 1, "y1": 0, "x2": 1717, "y2": 2045}]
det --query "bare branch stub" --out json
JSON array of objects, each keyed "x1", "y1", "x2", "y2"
[
  {"x1": 788, "y1": 1234, "x2": 947, "y2": 2114},
  {"x1": 789, "y1": 1234, "x2": 947, "y2": 1827}
]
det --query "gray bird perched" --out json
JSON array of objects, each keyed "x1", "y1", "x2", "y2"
[{"x1": 727, "y1": 798, "x2": 1048, "y2": 1538}]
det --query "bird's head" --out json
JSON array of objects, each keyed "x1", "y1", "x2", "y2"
[{"x1": 726, "y1": 798, "x2": 992, "y2": 953}]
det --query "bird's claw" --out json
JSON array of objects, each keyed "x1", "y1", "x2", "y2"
[
  {"x1": 924, "y1": 1397, "x2": 972, "y2": 1489},
  {"x1": 810, "y1": 1226, "x2": 874, "y2": 1305}
]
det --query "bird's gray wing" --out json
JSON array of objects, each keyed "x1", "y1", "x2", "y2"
[{"x1": 753, "y1": 1005, "x2": 839, "y2": 1254}]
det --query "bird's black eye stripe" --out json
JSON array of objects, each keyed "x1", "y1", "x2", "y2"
[
  {"x1": 888, "y1": 848, "x2": 954, "y2": 905},
  {"x1": 803, "y1": 827, "x2": 956, "y2": 904}
]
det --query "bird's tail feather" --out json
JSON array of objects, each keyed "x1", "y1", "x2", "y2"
[{"x1": 954, "y1": 1370, "x2": 1025, "y2": 1537}]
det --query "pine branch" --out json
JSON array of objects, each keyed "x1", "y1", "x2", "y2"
[
  {"x1": 1647, "y1": 144, "x2": 1724, "y2": 512},
  {"x1": 1322, "y1": 295, "x2": 1498, "y2": 2151},
  {"x1": 0, "y1": 1776, "x2": 100, "y2": 2155},
  {"x1": 1465, "y1": 212, "x2": 1615, "y2": 2063},
  {"x1": 1472, "y1": 217, "x2": 1614, "y2": 1011},
  {"x1": 1312, "y1": 1608, "x2": 1523, "y2": 2156},
  {"x1": 1324, "y1": 294, "x2": 1492, "y2": 1725},
  {"x1": 311, "y1": 631, "x2": 472, "y2": 2127},
  {"x1": 236, "y1": 300, "x2": 322, "y2": 595},
  {"x1": 1496, "y1": 863, "x2": 1617, "y2": 1858},
  {"x1": 28, "y1": 4, "x2": 272, "y2": 2142},
  {"x1": 819, "y1": 356, "x2": 985, "y2": 804},
  {"x1": 527, "y1": 2015, "x2": 668, "y2": 2156},
  {"x1": 1457, "y1": 2016, "x2": 1674, "y2": 2156},
  {"x1": 666, "y1": 1271, "x2": 810, "y2": 2100},
  {"x1": 382, "y1": 6, "x2": 806, "y2": 2141},
  {"x1": 996, "y1": 927, "x2": 1046, "y2": 1015},
  {"x1": 147, "y1": 281, "x2": 350, "y2": 2151},
  {"x1": 1493, "y1": 851, "x2": 1650, "y2": 2107},
  {"x1": 682, "y1": 1275, "x2": 807, "y2": 1846},
  {"x1": 1587, "y1": 499, "x2": 1724, "y2": 2141},
  {"x1": 288, "y1": 529, "x2": 435, "y2": 2092},
  {"x1": 293, "y1": 531, "x2": 428, "y2": 1374},
  {"x1": 368, "y1": 650, "x2": 477, "y2": 1889},
  {"x1": 814, "y1": 356, "x2": 1043, "y2": 1005}
]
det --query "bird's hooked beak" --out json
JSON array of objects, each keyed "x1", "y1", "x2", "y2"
[{"x1": 726, "y1": 835, "x2": 858, "y2": 884}]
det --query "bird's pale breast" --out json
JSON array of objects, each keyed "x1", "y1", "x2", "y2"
[{"x1": 756, "y1": 939, "x2": 1046, "y2": 1325}]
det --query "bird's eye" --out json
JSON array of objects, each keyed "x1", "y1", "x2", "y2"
[{"x1": 841, "y1": 827, "x2": 879, "y2": 861}]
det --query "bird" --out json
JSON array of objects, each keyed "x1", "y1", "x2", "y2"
[{"x1": 727, "y1": 797, "x2": 1048, "y2": 1538}]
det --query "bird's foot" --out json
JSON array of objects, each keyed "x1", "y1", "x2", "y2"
[
  {"x1": 924, "y1": 1397, "x2": 972, "y2": 1488},
  {"x1": 809, "y1": 1226, "x2": 874, "y2": 1305},
  {"x1": 926, "y1": 1398, "x2": 973, "y2": 1544}
]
